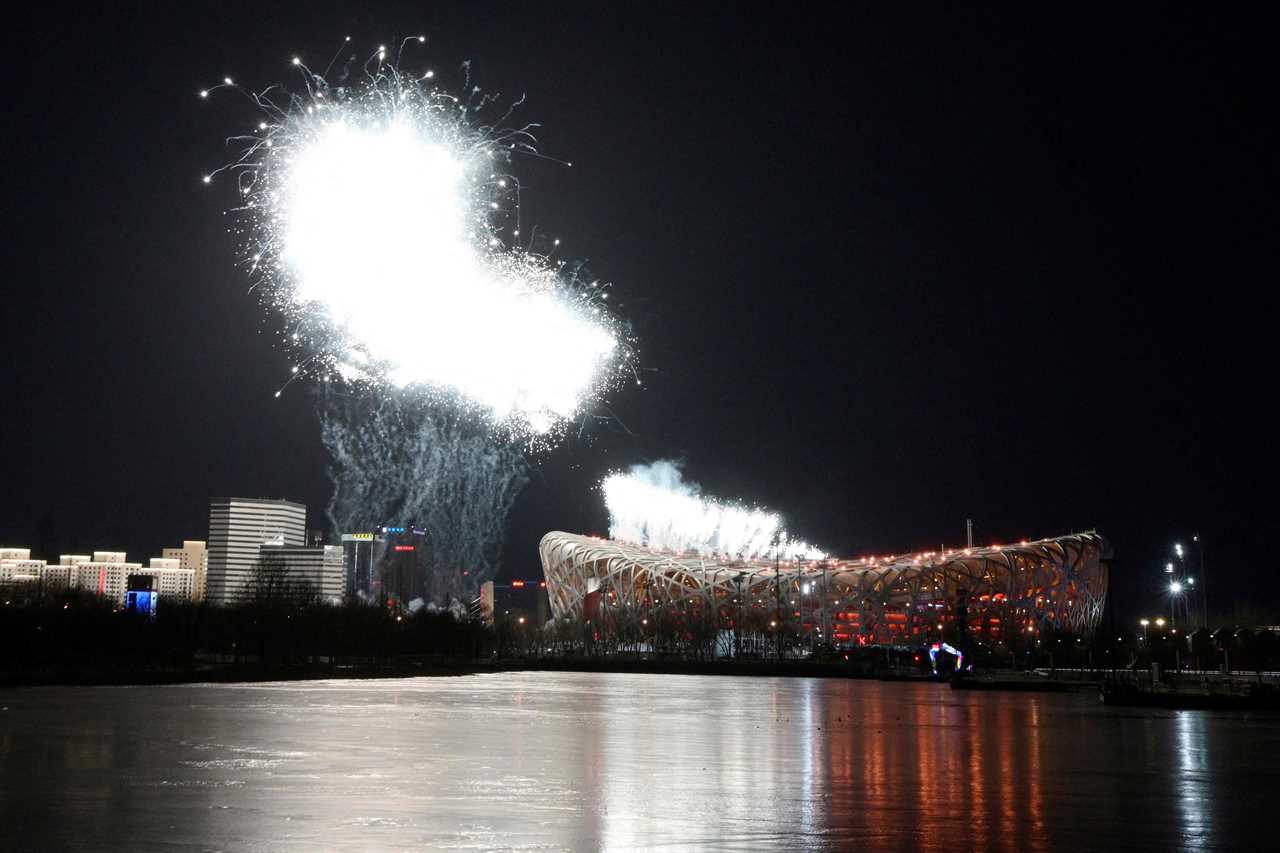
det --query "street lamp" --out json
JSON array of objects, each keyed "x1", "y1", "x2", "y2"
[
  {"x1": 1155, "y1": 617, "x2": 1166, "y2": 630},
  {"x1": 1168, "y1": 580, "x2": 1184, "y2": 629},
  {"x1": 1140, "y1": 618, "x2": 1150, "y2": 642}
]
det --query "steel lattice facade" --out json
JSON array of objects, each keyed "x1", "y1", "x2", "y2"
[{"x1": 540, "y1": 531, "x2": 1110, "y2": 644}]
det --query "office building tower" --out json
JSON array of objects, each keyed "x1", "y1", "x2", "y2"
[{"x1": 207, "y1": 498, "x2": 306, "y2": 604}]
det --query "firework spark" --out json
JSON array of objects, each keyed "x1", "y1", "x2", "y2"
[
  {"x1": 602, "y1": 461, "x2": 827, "y2": 559},
  {"x1": 204, "y1": 42, "x2": 634, "y2": 437}
]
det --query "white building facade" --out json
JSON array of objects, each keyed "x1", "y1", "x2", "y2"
[
  {"x1": 0, "y1": 548, "x2": 44, "y2": 586},
  {"x1": 207, "y1": 498, "x2": 307, "y2": 604},
  {"x1": 1, "y1": 549, "x2": 197, "y2": 605},
  {"x1": 162, "y1": 540, "x2": 208, "y2": 602},
  {"x1": 68, "y1": 552, "x2": 138, "y2": 603},
  {"x1": 141, "y1": 557, "x2": 197, "y2": 601},
  {"x1": 258, "y1": 544, "x2": 345, "y2": 604}
]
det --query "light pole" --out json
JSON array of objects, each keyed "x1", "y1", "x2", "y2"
[
  {"x1": 1169, "y1": 580, "x2": 1183, "y2": 629},
  {"x1": 1140, "y1": 618, "x2": 1149, "y2": 642},
  {"x1": 1174, "y1": 543, "x2": 1190, "y2": 628},
  {"x1": 1171, "y1": 540, "x2": 1209, "y2": 630},
  {"x1": 1193, "y1": 534, "x2": 1208, "y2": 628}
]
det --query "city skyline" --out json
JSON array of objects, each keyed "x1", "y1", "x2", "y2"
[{"x1": 1, "y1": 4, "x2": 1272, "y2": 624}]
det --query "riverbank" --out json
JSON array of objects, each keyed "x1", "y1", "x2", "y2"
[
  {"x1": 1101, "y1": 676, "x2": 1280, "y2": 710},
  {"x1": 0, "y1": 660, "x2": 497, "y2": 688},
  {"x1": 952, "y1": 672, "x2": 1096, "y2": 693},
  {"x1": 2, "y1": 657, "x2": 957, "y2": 688}
]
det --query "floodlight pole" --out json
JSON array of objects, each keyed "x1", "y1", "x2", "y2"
[{"x1": 1197, "y1": 535, "x2": 1209, "y2": 628}]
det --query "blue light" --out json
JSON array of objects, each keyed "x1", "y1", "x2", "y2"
[{"x1": 125, "y1": 590, "x2": 157, "y2": 620}]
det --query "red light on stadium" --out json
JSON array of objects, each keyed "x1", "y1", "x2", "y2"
[
  {"x1": 511, "y1": 580, "x2": 525, "y2": 587},
  {"x1": 393, "y1": 545, "x2": 415, "y2": 552},
  {"x1": 538, "y1": 531, "x2": 1109, "y2": 646}
]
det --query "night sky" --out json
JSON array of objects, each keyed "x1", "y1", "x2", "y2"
[{"x1": 2, "y1": 3, "x2": 1274, "y2": 622}]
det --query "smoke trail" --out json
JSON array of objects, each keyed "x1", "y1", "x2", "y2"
[
  {"x1": 603, "y1": 460, "x2": 826, "y2": 559},
  {"x1": 319, "y1": 385, "x2": 529, "y2": 600}
]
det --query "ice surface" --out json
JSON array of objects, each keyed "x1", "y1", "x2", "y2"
[{"x1": 1, "y1": 673, "x2": 1277, "y2": 851}]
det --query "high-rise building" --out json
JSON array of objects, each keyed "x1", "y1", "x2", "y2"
[
  {"x1": 70, "y1": 554, "x2": 141, "y2": 602},
  {"x1": 340, "y1": 526, "x2": 432, "y2": 606},
  {"x1": 0, "y1": 549, "x2": 44, "y2": 586},
  {"x1": 161, "y1": 540, "x2": 209, "y2": 602},
  {"x1": 47, "y1": 555, "x2": 90, "y2": 588},
  {"x1": 257, "y1": 544, "x2": 345, "y2": 604},
  {"x1": 207, "y1": 498, "x2": 306, "y2": 604},
  {"x1": 340, "y1": 532, "x2": 381, "y2": 602},
  {"x1": 0, "y1": 549, "x2": 195, "y2": 603},
  {"x1": 144, "y1": 558, "x2": 197, "y2": 601}
]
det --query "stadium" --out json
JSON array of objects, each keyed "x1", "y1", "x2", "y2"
[{"x1": 539, "y1": 531, "x2": 1110, "y2": 647}]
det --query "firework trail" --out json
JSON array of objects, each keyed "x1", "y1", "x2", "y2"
[
  {"x1": 603, "y1": 461, "x2": 826, "y2": 559},
  {"x1": 319, "y1": 386, "x2": 527, "y2": 599}
]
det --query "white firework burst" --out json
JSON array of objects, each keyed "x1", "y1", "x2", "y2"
[{"x1": 203, "y1": 40, "x2": 636, "y2": 440}]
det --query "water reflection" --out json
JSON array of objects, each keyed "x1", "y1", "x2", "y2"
[
  {"x1": 0, "y1": 674, "x2": 1277, "y2": 851},
  {"x1": 1175, "y1": 710, "x2": 1211, "y2": 847}
]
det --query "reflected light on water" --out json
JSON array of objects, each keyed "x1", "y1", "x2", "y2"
[
  {"x1": 1175, "y1": 710, "x2": 1211, "y2": 848},
  {"x1": 0, "y1": 673, "x2": 1278, "y2": 851}
]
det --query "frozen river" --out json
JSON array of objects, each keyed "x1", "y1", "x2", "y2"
[{"x1": 1, "y1": 672, "x2": 1276, "y2": 851}]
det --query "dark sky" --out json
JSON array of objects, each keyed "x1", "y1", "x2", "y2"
[{"x1": 2, "y1": 3, "x2": 1275, "y2": 621}]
